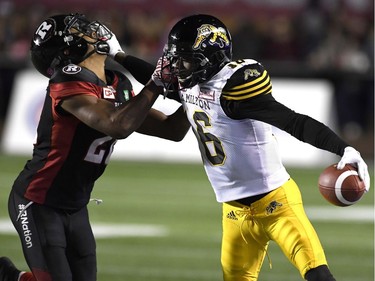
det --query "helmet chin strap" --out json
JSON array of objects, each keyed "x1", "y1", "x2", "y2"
[{"x1": 80, "y1": 40, "x2": 110, "y2": 61}]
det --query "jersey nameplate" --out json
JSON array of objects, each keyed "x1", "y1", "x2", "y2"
[{"x1": 181, "y1": 90, "x2": 211, "y2": 110}]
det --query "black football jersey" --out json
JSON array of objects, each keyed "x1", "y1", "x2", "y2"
[{"x1": 12, "y1": 64, "x2": 134, "y2": 211}]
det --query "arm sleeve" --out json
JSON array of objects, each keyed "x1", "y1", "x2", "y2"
[
  {"x1": 117, "y1": 55, "x2": 154, "y2": 85},
  {"x1": 221, "y1": 89, "x2": 348, "y2": 156}
]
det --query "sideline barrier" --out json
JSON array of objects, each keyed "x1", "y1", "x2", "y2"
[{"x1": 1, "y1": 69, "x2": 337, "y2": 166}]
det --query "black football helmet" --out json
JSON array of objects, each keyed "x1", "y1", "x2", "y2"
[
  {"x1": 30, "y1": 13, "x2": 112, "y2": 77},
  {"x1": 162, "y1": 14, "x2": 232, "y2": 90}
]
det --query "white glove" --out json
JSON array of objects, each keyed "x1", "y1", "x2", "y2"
[
  {"x1": 106, "y1": 32, "x2": 125, "y2": 58},
  {"x1": 337, "y1": 146, "x2": 370, "y2": 192},
  {"x1": 151, "y1": 56, "x2": 168, "y2": 88}
]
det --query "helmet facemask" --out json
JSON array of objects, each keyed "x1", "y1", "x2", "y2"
[
  {"x1": 162, "y1": 43, "x2": 230, "y2": 91},
  {"x1": 62, "y1": 14, "x2": 112, "y2": 61}
]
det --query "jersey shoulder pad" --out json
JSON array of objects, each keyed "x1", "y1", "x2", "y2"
[
  {"x1": 51, "y1": 64, "x2": 99, "y2": 84},
  {"x1": 110, "y1": 69, "x2": 130, "y2": 83},
  {"x1": 222, "y1": 62, "x2": 272, "y2": 101}
]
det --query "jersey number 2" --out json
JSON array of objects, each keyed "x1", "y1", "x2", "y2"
[{"x1": 84, "y1": 136, "x2": 116, "y2": 164}]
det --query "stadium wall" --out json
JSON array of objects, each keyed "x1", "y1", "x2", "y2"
[{"x1": 1, "y1": 69, "x2": 338, "y2": 167}]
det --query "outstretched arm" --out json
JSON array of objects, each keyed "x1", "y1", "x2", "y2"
[
  {"x1": 114, "y1": 53, "x2": 155, "y2": 85},
  {"x1": 220, "y1": 60, "x2": 370, "y2": 191},
  {"x1": 137, "y1": 106, "x2": 191, "y2": 141},
  {"x1": 221, "y1": 93, "x2": 370, "y2": 191},
  {"x1": 221, "y1": 93, "x2": 348, "y2": 155},
  {"x1": 61, "y1": 80, "x2": 162, "y2": 139}
]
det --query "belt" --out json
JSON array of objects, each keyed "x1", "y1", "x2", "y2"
[{"x1": 235, "y1": 191, "x2": 271, "y2": 206}]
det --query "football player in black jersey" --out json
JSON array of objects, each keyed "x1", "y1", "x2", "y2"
[
  {"x1": 151, "y1": 14, "x2": 370, "y2": 281},
  {"x1": 0, "y1": 13, "x2": 190, "y2": 281}
]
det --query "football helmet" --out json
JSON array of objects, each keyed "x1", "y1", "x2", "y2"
[
  {"x1": 30, "y1": 13, "x2": 112, "y2": 77},
  {"x1": 162, "y1": 14, "x2": 232, "y2": 90}
]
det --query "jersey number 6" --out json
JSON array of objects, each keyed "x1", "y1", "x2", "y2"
[{"x1": 193, "y1": 111, "x2": 226, "y2": 166}]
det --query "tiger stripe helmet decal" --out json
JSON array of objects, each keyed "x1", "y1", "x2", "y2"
[{"x1": 193, "y1": 24, "x2": 230, "y2": 51}]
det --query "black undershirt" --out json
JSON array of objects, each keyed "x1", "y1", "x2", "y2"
[{"x1": 220, "y1": 93, "x2": 348, "y2": 156}]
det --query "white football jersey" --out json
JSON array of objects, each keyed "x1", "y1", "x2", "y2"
[{"x1": 179, "y1": 59, "x2": 290, "y2": 202}]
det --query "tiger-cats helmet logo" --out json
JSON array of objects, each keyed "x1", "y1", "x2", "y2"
[{"x1": 193, "y1": 24, "x2": 230, "y2": 51}]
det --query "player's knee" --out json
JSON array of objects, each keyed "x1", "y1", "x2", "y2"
[{"x1": 305, "y1": 265, "x2": 336, "y2": 281}]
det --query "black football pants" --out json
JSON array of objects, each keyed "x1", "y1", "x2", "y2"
[{"x1": 8, "y1": 190, "x2": 97, "y2": 281}]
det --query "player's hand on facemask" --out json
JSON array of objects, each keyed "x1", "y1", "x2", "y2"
[
  {"x1": 151, "y1": 56, "x2": 167, "y2": 88},
  {"x1": 106, "y1": 30, "x2": 125, "y2": 59},
  {"x1": 337, "y1": 146, "x2": 370, "y2": 192}
]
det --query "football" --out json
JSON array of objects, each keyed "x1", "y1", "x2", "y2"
[{"x1": 318, "y1": 163, "x2": 366, "y2": 207}]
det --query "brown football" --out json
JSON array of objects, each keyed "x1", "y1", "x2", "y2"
[{"x1": 318, "y1": 163, "x2": 366, "y2": 207}]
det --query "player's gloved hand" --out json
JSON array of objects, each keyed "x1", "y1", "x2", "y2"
[
  {"x1": 151, "y1": 56, "x2": 168, "y2": 88},
  {"x1": 151, "y1": 56, "x2": 179, "y2": 99},
  {"x1": 337, "y1": 146, "x2": 370, "y2": 192},
  {"x1": 106, "y1": 30, "x2": 125, "y2": 59}
]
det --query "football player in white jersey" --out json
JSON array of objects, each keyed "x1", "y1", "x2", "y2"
[{"x1": 151, "y1": 14, "x2": 370, "y2": 281}]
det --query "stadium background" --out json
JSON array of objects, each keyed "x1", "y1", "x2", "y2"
[{"x1": 0, "y1": 0, "x2": 373, "y2": 280}]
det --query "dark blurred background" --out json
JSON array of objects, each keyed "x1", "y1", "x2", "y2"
[{"x1": 0, "y1": 0, "x2": 373, "y2": 160}]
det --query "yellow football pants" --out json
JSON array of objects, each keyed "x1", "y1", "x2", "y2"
[{"x1": 221, "y1": 178, "x2": 328, "y2": 281}]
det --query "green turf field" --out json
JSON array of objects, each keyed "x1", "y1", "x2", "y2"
[{"x1": 0, "y1": 154, "x2": 373, "y2": 281}]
